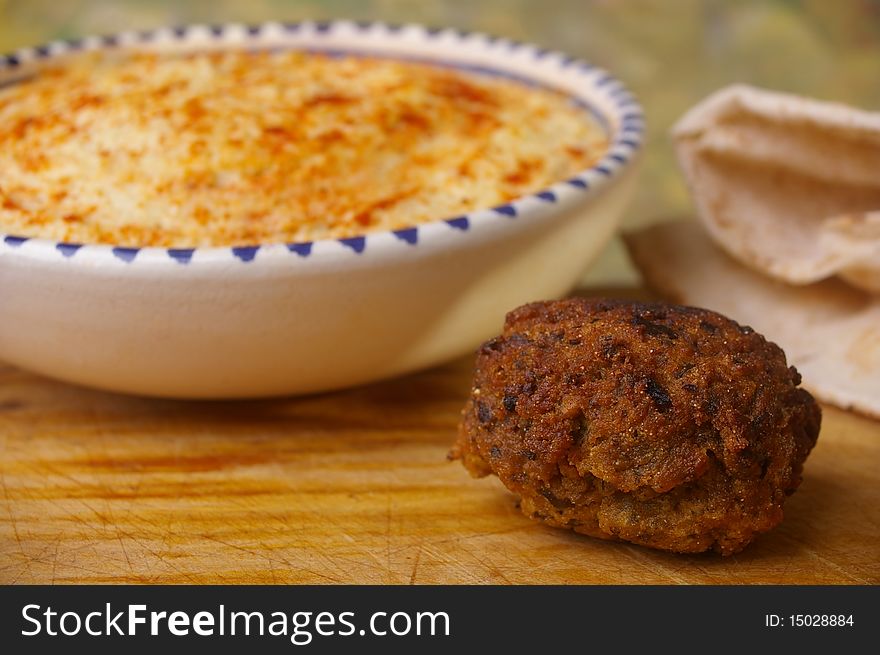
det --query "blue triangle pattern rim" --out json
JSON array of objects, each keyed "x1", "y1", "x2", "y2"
[
  {"x1": 167, "y1": 248, "x2": 195, "y2": 264},
  {"x1": 445, "y1": 217, "x2": 470, "y2": 231},
  {"x1": 287, "y1": 242, "x2": 313, "y2": 257},
  {"x1": 3, "y1": 235, "x2": 29, "y2": 247},
  {"x1": 56, "y1": 243, "x2": 83, "y2": 258},
  {"x1": 338, "y1": 236, "x2": 367, "y2": 254},
  {"x1": 112, "y1": 247, "x2": 140, "y2": 263},
  {"x1": 493, "y1": 204, "x2": 517, "y2": 217},
  {"x1": 393, "y1": 228, "x2": 419, "y2": 245},
  {"x1": 232, "y1": 246, "x2": 260, "y2": 262}
]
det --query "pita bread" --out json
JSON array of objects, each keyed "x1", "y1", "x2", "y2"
[
  {"x1": 673, "y1": 85, "x2": 880, "y2": 293},
  {"x1": 625, "y1": 220, "x2": 880, "y2": 419}
]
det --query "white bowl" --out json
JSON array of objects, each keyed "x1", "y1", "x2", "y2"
[{"x1": 0, "y1": 21, "x2": 643, "y2": 398}]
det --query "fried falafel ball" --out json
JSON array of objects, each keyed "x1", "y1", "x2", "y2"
[{"x1": 451, "y1": 298, "x2": 820, "y2": 556}]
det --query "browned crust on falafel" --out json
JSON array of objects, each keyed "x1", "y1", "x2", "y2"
[{"x1": 451, "y1": 298, "x2": 820, "y2": 555}]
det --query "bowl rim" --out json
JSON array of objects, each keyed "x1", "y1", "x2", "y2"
[{"x1": 0, "y1": 19, "x2": 644, "y2": 266}]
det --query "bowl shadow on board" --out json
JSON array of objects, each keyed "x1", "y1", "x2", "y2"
[{"x1": 3, "y1": 349, "x2": 476, "y2": 433}]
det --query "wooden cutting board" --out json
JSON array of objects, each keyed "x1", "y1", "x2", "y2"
[{"x1": 1, "y1": 289, "x2": 878, "y2": 584}]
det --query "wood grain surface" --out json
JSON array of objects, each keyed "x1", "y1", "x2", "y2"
[{"x1": 1, "y1": 290, "x2": 878, "y2": 584}]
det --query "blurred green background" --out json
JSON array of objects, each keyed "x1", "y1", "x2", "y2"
[{"x1": 2, "y1": 0, "x2": 879, "y2": 284}]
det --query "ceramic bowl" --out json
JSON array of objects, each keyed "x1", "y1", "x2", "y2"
[{"x1": 0, "y1": 21, "x2": 643, "y2": 398}]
